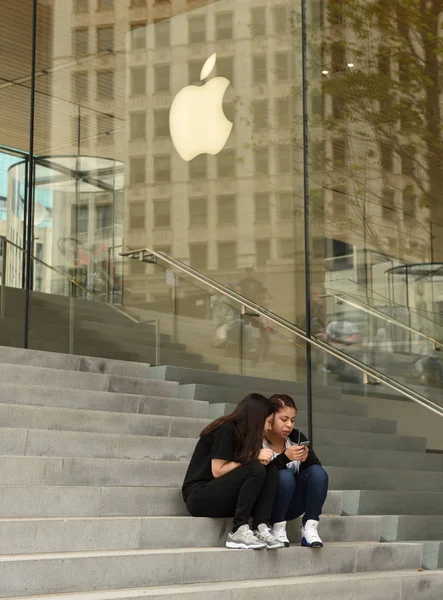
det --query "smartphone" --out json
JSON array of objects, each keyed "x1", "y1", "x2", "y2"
[{"x1": 299, "y1": 440, "x2": 310, "y2": 447}]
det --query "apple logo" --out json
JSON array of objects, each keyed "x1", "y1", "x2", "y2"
[{"x1": 169, "y1": 53, "x2": 233, "y2": 162}]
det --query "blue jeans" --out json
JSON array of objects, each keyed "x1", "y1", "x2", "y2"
[{"x1": 271, "y1": 464, "x2": 329, "y2": 524}]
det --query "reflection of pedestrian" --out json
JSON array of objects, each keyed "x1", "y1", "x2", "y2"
[
  {"x1": 311, "y1": 291, "x2": 328, "y2": 341},
  {"x1": 237, "y1": 267, "x2": 267, "y2": 303},
  {"x1": 325, "y1": 314, "x2": 361, "y2": 383},
  {"x1": 258, "y1": 293, "x2": 276, "y2": 361}
]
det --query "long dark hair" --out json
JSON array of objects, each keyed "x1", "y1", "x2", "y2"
[
  {"x1": 268, "y1": 394, "x2": 297, "y2": 414},
  {"x1": 200, "y1": 393, "x2": 272, "y2": 463}
]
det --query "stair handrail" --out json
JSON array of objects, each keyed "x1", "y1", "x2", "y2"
[
  {"x1": 0, "y1": 236, "x2": 161, "y2": 365},
  {"x1": 121, "y1": 247, "x2": 443, "y2": 418}
]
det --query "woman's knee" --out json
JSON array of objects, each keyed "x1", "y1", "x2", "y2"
[
  {"x1": 278, "y1": 468, "x2": 296, "y2": 492},
  {"x1": 248, "y1": 461, "x2": 267, "y2": 479},
  {"x1": 308, "y1": 465, "x2": 329, "y2": 486}
]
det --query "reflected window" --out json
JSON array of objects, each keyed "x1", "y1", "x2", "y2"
[
  {"x1": 131, "y1": 23, "x2": 146, "y2": 50},
  {"x1": 154, "y1": 200, "x2": 171, "y2": 227},
  {"x1": 97, "y1": 114, "x2": 114, "y2": 143},
  {"x1": 278, "y1": 193, "x2": 293, "y2": 220},
  {"x1": 97, "y1": 70, "x2": 114, "y2": 98},
  {"x1": 217, "y1": 57, "x2": 234, "y2": 83},
  {"x1": 130, "y1": 112, "x2": 146, "y2": 140},
  {"x1": 252, "y1": 100, "x2": 268, "y2": 131},
  {"x1": 131, "y1": 0, "x2": 146, "y2": 5},
  {"x1": 73, "y1": 28, "x2": 89, "y2": 56},
  {"x1": 74, "y1": 0, "x2": 89, "y2": 13},
  {"x1": 331, "y1": 186, "x2": 348, "y2": 220},
  {"x1": 251, "y1": 7, "x2": 266, "y2": 37},
  {"x1": 189, "y1": 16, "x2": 206, "y2": 43},
  {"x1": 218, "y1": 242, "x2": 237, "y2": 269},
  {"x1": 311, "y1": 0, "x2": 323, "y2": 27},
  {"x1": 154, "y1": 109, "x2": 170, "y2": 138},
  {"x1": 273, "y1": 6, "x2": 288, "y2": 34},
  {"x1": 254, "y1": 193, "x2": 270, "y2": 223},
  {"x1": 155, "y1": 20, "x2": 170, "y2": 47},
  {"x1": 72, "y1": 205, "x2": 89, "y2": 234},
  {"x1": 129, "y1": 202, "x2": 145, "y2": 228},
  {"x1": 279, "y1": 239, "x2": 294, "y2": 259},
  {"x1": 331, "y1": 41, "x2": 345, "y2": 72},
  {"x1": 154, "y1": 65, "x2": 170, "y2": 92},
  {"x1": 311, "y1": 140, "x2": 325, "y2": 170},
  {"x1": 332, "y1": 139, "x2": 346, "y2": 169},
  {"x1": 73, "y1": 72, "x2": 88, "y2": 102},
  {"x1": 96, "y1": 203, "x2": 113, "y2": 230},
  {"x1": 216, "y1": 13, "x2": 233, "y2": 40},
  {"x1": 380, "y1": 142, "x2": 394, "y2": 172},
  {"x1": 188, "y1": 60, "x2": 202, "y2": 82},
  {"x1": 253, "y1": 56, "x2": 267, "y2": 84},
  {"x1": 189, "y1": 155, "x2": 207, "y2": 180},
  {"x1": 98, "y1": 0, "x2": 113, "y2": 9},
  {"x1": 382, "y1": 188, "x2": 395, "y2": 220},
  {"x1": 190, "y1": 243, "x2": 208, "y2": 270},
  {"x1": 403, "y1": 185, "x2": 417, "y2": 222},
  {"x1": 256, "y1": 240, "x2": 270, "y2": 266},
  {"x1": 401, "y1": 148, "x2": 415, "y2": 176},
  {"x1": 189, "y1": 197, "x2": 207, "y2": 226},
  {"x1": 154, "y1": 155, "x2": 171, "y2": 182},
  {"x1": 276, "y1": 97, "x2": 291, "y2": 127},
  {"x1": 328, "y1": 0, "x2": 344, "y2": 26},
  {"x1": 325, "y1": 238, "x2": 353, "y2": 270},
  {"x1": 254, "y1": 148, "x2": 269, "y2": 175},
  {"x1": 217, "y1": 195, "x2": 236, "y2": 225},
  {"x1": 97, "y1": 26, "x2": 114, "y2": 52},
  {"x1": 217, "y1": 150, "x2": 236, "y2": 178},
  {"x1": 130, "y1": 67, "x2": 146, "y2": 95},
  {"x1": 277, "y1": 144, "x2": 291, "y2": 173},
  {"x1": 275, "y1": 53, "x2": 291, "y2": 81},
  {"x1": 130, "y1": 157, "x2": 146, "y2": 184},
  {"x1": 311, "y1": 90, "x2": 324, "y2": 118}
]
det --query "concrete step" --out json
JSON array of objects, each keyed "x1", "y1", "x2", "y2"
[
  {"x1": 0, "y1": 543, "x2": 423, "y2": 597},
  {"x1": 0, "y1": 383, "x2": 209, "y2": 419},
  {"x1": 0, "y1": 515, "x2": 381, "y2": 554},
  {"x1": 422, "y1": 541, "x2": 443, "y2": 569},
  {"x1": 327, "y1": 466, "x2": 443, "y2": 492},
  {"x1": 6, "y1": 570, "x2": 443, "y2": 600},
  {"x1": 0, "y1": 363, "x2": 179, "y2": 397},
  {"x1": 313, "y1": 428, "x2": 427, "y2": 453},
  {"x1": 382, "y1": 515, "x2": 443, "y2": 542},
  {"x1": 343, "y1": 490, "x2": 443, "y2": 516},
  {"x1": 0, "y1": 404, "x2": 208, "y2": 438}
]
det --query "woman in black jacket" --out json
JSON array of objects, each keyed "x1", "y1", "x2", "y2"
[
  {"x1": 262, "y1": 394, "x2": 329, "y2": 548},
  {"x1": 182, "y1": 393, "x2": 284, "y2": 550}
]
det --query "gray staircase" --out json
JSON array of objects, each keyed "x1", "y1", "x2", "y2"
[{"x1": 0, "y1": 346, "x2": 441, "y2": 597}]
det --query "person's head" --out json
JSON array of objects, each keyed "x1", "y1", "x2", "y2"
[
  {"x1": 265, "y1": 394, "x2": 297, "y2": 440},
  {"x1": 245, "y1": 266, "x2": 255, "y2": 277},
  {"x1": 200, "y1": 393, "x2": 272, "y2": 463}
]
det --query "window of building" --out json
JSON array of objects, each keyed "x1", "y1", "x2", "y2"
[
  {"x1": 217, "y1": 150, "x2": 236, "y2": 178},
  {"x1": 254, "y1": 193, "x2": 270, "y2": 223},
  {"x1": 311, "y1": 90, "x2": 324, "y2": 117},
  {"x1": 276, "y1": 97, "x2": 291, "y2": 127},
  {"x1": 154, "y1": 109, "x2": 169, "y2": 138},
  {"x1": 97, "y1": 114, "x2": 114, "y2": 143},
  {"x1": 189, "y1": 197, "x2": 207, "y2": 226},
  {"x1": 98, "y1": 0, "x2": 113, "y2": 9},
  {"x1": 155, "y1": 19, "x2": 170, "y2": 47},
  {"x1": 217, "y1": 195, "x2": 236, "y2": 225},
  {"x1": 130, "y1": 112, "x2": 146, "y2": 140},
  {"x1": 188, "y1": 60, "x2": 202, "y2": 82},
  {"x1": 130, "y1": 23, "x2": 146, "y2": 50},
  {"x1": 218, "y1": 242, "x2": 237, "y2": 269},
  {"x1": 73, "y1": 72, "x2": 88, "y2": 102},
  {"x1": 154, "y1": 65, "x2": 170, "y2": 92},
  {"x1": 328, "y1": 0, "x2": 344, "y2": 26},
  {"x1": 189, "y1": 243, "x2": 208, "y2": 270},
  {"x1": 189, "y1": 155, "x2": 207, "y2": 179},
  {"x1": 332, "y1": 95, "x2": 344, "y2": 120},
  {"x1": 331, "y1": 41, "x2": 346, "y2": 72},
  {"x1": 275, "y1": 52, "x2": 291, "y2": 81},
  {"x1": 380, "y1": 142, "x2": 394, "y2": 171},
  {"x1": 154, "y1": 200, "x2": 171, "y2": 227},
  {"x1": 189, "y1": 16, "x2": 206, "y2": 43},
  {"x1": 378, "y1": 46, "x2": 391, "y2": 76},
  {"x1": 311, "y1": 0, "x2": 323, "y2": 28},
  {"x1": 401, "y1": 148, "x2": 415, "y2": 176},
  {"x1": 279, "y1": 238, "x2": 294, "y2": 259},
  {"x1": 97, "y1": 70, "x2": 114, "y2": 98},
  {"x1": 256, "y1": 240, "x2": 270, "y2": 266},
  {"x1": 217, "y1": 56, "x2": 234, "y2": 83},
  {"x1": 403, "y1": 185, "x2": 416, "y2": 222},
  {"x1": 73, "y1": 28, "x2": 89, "y2": 56},
  {"x1": 325, "y1": 238, "x2": 353, "y2": 270},
  {"x1": 130, "y1": 157, "x2": 146, "y2": 185},
  {"x1": 277, "y1": 144, "x2": 291, "y2": 173},
  {"x1": 253, "y1": 56, "x2": 267, "y2": 84},
  {"x1": 331, "y1": 186, "x2": 348, "y2": 221},
  {"x1": 273, "y1": 6, "x2": 288, "y2": 34},
  {"x1": 278, "y1": 192, "x2": 293, "y2": 219},
  {"x1": 154, "y1": 155, "x2": 171, "y2": 182},
  {"x1": 131, "y1": 0, "x2": 146, "y2": 6},
  {"x1": 251, "y1": 7, "x2": 266, "y2": 36},
  {"x1": 216, "y1": 13, "x2": 233, "y2": 40},
  {"x1": 252, "y1": 99, "x2": 268, "y2": 130},
  {"x1": 130, "y1": 67, "x2": 146, "y2": 95},
  {"x1": 74, "y1": 0, "x2": 88, "y2": 13},
  {"x1": 332, "y1": 138, "x2": 346, "y2": 169},
  {"x1": 129, "y1": 202, "x2": 145, "y2": 229},
  {"x1": 96, "y1": 203, "x2": 113, "y2": 229},
  {"x1": 254, "y1": 147, "x2": 269, "y2": 175},
  {"x1": 97, "y1": 26, "x2": 114, "y2": 52},
  {"x1": 72, "y1": 204, "x2": 89, "y2": 234}
]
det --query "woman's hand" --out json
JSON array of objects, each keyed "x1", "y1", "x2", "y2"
[
  {"x1": 285, "y1": 445, "x2": 309, "y2": 462},
  {"x1": 258, "y1": 449, "x2": 274, "y2": 465}
]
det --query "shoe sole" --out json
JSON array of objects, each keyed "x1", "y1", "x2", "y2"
[
  {"x1": 226, "y1": 542, "x2": 266, "y2": 550},
  {"x1": 264, "y1": 542, "x2": 285, "y2": 550},
  {"x1": 301, "y1": 538, "x2": 323, "y2": 548}
]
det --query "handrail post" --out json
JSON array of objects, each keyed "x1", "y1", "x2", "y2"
[
  {"x1": 240, "y1": 305, "x2": 245, "y2": 376},
  {"x1": 0, "y1": 237, "x2": 6, "y2": 318},
  {"x1": 69, "y1": 281, "x2": 75, "y2": 355},
  {"x1": 155, "y1": 318, "x2": 160, "y2": 367}
]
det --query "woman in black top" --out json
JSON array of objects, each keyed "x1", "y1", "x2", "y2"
[
  {"x1": 264, "y1": 394, "x2": 329, "y2": 548},
  {"x1": 182, "y1": 393, "x2": 284, "y2": 550}
]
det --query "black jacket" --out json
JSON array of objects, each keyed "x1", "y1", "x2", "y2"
[{"x1": 271, "y1": 429, "x2": 321, "y2": 472}]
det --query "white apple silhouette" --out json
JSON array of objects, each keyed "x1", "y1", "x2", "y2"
[{"x1": 169, "y1": 54, "x2": 233, "y2": 162}]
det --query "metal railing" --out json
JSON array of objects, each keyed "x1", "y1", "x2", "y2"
[
  {"x1": 121, "y1": 247, "x2": 443, "y2": 418},
  {"x1": 0, "y1": 236, "x2": 160, "y2": 366}
]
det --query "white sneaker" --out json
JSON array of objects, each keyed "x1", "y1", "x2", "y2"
[
  {"x1": 301, "y1": 519, "x2": 323, "y2": 548},
  {"x1": 270, "y1": 521, "x2": 290, "y2": 547},
  {"x1": 226, "y1": 524, "x2": 267, "y2": 550},
  {"x1": 254, "y1": 523, "x2": 285, "y2": 550}
]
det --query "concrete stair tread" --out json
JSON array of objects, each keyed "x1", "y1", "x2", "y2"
[{"x1": 4, "y1": 570, "x2": 443, "y2": 600}]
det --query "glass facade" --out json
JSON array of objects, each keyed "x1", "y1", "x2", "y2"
[{"x1": 1, "y1": 0, "x2": 443, "y2": 428}]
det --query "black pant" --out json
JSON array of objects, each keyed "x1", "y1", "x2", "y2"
[{"x1": 185, "y1": 462, "x2": 279, "y2": 532}]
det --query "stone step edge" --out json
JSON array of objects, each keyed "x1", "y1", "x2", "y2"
[
  {"x1": 0, "y1": 514, "x2": 367, "y2": 523},
  {"x1": 3, "y1": 569, "x2": 440, "y2": 600}
]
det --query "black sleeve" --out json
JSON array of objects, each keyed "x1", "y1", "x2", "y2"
[
  {"x1": 211, "y1": 423, "x2": 236, "y2": 462},
  {"x1": 289, "y1": 429, "x2": 322, "y2": 468},
  {"x1": 272, "y1": 452, "x2": 291, "y2": 470}
]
